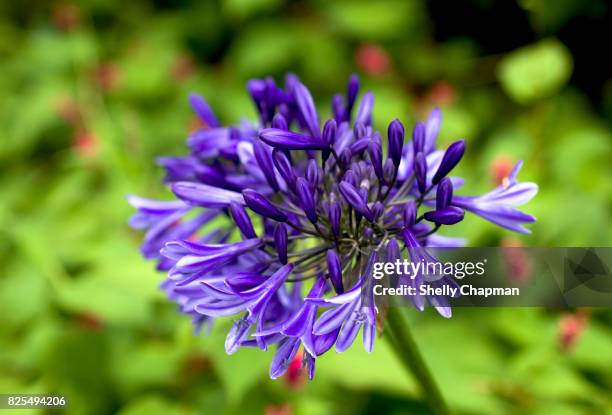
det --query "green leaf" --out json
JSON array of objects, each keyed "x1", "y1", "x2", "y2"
[
  {"x1": 323, "y1": 0, "x2": 422, "y2": 40},
  {"x1": 498, "y1": 39, "x2": 573, "y2": 103},
  {"x1": 117, "y1": 395, "x2": 196, "y2": 415},
  {"x1": 56, "y1": 276, "x2": 152, "y2": 326}
]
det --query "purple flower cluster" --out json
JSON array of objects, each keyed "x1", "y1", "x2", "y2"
[{"x1": 128, "y1": 74, "x2": 537, "y2": 379}]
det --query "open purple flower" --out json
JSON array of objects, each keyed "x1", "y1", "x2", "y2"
[{"x1": 129, "y1": 74, "x2": 537, "y2": 379}]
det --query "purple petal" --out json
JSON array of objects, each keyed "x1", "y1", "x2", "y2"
[
  {"x1": 424, "y1": 206, "x2": 464, "y2": 225},
  {"x1": 296, "y1": 177, "x2": 318, "y2": 224},
  {"x1": 269, "y1": 337, "x2": 301, "y2": 379},
  {"x1": 339, "y1": 181, "x2": 373, "y2": 222},
  {"x1": 412, "y1": 122, "x2": 425, "y2": 154},
  {"x1": 355, "y1": 92, "x2": 374, "y2": 126},
  {"x1": 436, "y1": 177, "x2": 453, "y2": 209},
  {"x1": 189, "y1": 93, "x2": 220, "y2": 128},
  {"x1": 424, "y1": 107, "x2": 441, "y2": 154},
  {"x1": 414, "y1": 152, "x2": 428, "y2": 194},
  {"x1": 432, "y1": 140, "x2": 465, "y2": 185},
  {"x1": 328, "y1": 201, "x2": 341, "y2": 237},
  {"x1": 229, "y1": 202, "x2": 257, "y2": 239},
  {"x1": 253, "y1": 140, "x2": 280, "y2": 192},
  {"x1": 335, "y1": 312, "x2": 361, "y2": 353},
  {"x1": 293, "y1": 82, "x2": 321, "y2": 138},
  {"x1": 363, "y1": 321, "x2": 375, "y2": 353},
  {"x1": 242, "y1": 189, "x2": 287, "y2": 222},
  {"x1": 313, "y1": 302, "x2": 354, "y2": 335},
  {"x1": 259, "y1": 128, "x2": 326, "y2": 150},
  {"x1": 274, "y1": 223, "x2": 288, "y2": 264},
  {"x1": 322, "y1": 119, "x2": 337, "y2": 147},
  {"x1": 272, "y1": 149, "x2": 297, "y2": 190},
  {"x1": 172, "y1": 182, "x2": 244, "y2": 208},
  {"x1": 326, "y1": 249, "x2": 344, "y2": 294},
  {"x1": 388, "y1": 119, "x2": 404, "y2": 167}
]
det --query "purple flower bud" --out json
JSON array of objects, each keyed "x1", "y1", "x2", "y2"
[
  {"x1": 412, "y1": 122, "x2": 425, "y2": 154},
  {"x1": 322, "y1": 119, "x2": 337, "y2": 147},
  {"x1": 339, "y1": 148, "x2": 352, "y2": 170},
  {"x1": 328, "y1": 201, "x2": 341, "y2": 237},
  {"x1": 332, "y1": 94, "x2": 345, "y2": 122},
  {"x1": 432, "y1": 140, "x2": 465, "y2": 185},
  {"x1": 326, "y1": 249, "x2": 344, "y2": 294},
  {"x1": 371, "y1": 201, "x2": 384, "y2": 220},
  {"x1": 272, "y1": 113, "x2": 288, "y2": 130},
  {"x1": 306, "y1": 159, "x2": 322, "y2": 188},
  {"x1": 343, "y1": 170, "x2": 357, "y2": 187},
  {"x1": 424, "y1": 206, "x2": 464, "y2": 225},
  {"x1": 272, "y1": 149, "x2": 296, "y2": 189},
  {"x1": 189, "y1": 93, "x2": 220, "y2": 128},
  {"x1": 403, "y1": 201, "x2": 416, "y2": 227},
  {"x1": 296, "y1": 177, "x2": 317, "y2": 224},
  {"x1": 339, "y1": 181, "x2": 373, "y2": 222},
  {"x1": 346, "y1": 74, "x2": 360, "y2": 119},
  {"x1": 274, "y1": 223, "x2": 288, "y2": 264},
  {"x1": 293, "y1": 82, "x2": 320, "y2": 138},
  {"x1": 414, "y1": 152, "x2": 428, "y2": 194},
  {"x1": 242, "y1": 189, "x2": 287, "y2": 222},
  {"x1": 356, "y1": 91, "x2": 374, "y2": 126},
  {"x1": 387, "y1": 119, "x2": 404, "y2": 167},
  {"x1": 350, "y1": 138, "x2": 370, "y2": 155},
  {"x1": 386, "y1": 239, "x2": 401, "y2": 264},
  {"x1": 436, "y1": 177, "x2": 453, "y2": 210},
  {"x1": 247, "y1": 79, "x2": 266, "y2": 101},
  {"x1": 194, "y1": 164, "x2": 230, "y2": 188},
  {"x1": 383, "y1": 158, "x2": 395, "y2": 184},
  {"x1": 354, "y1": 122, "x2": 367, "y2": 140},
  {"x1": 359, "y1": 187, "x2": 369, "y2": 204},
  {"x1": 368, "y1": 141, "x2": 384, "y2": 183},
  {"x1": 253, "y1": 140, "x2": 280, "y2": 192},
  {"x1": 229, "y1": 202, "x2": 257, "y2": 239},
  {"x1": 259, "y1": 128, "x2": 326, "y2": 150}
]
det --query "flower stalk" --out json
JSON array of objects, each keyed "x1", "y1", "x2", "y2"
[{"x1": 386, "y1": 306, "x2": 450, "y2": 415}]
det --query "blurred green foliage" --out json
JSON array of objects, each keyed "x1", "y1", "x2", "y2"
[{"x1": 1, "y1": 0, "x2": 611, "y2": 414}]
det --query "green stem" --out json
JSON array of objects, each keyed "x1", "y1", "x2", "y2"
[{"x1": 386, "y1": 307, "x2": 450, "y2": 415}]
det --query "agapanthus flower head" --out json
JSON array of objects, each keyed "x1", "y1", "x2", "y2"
[{"x1": 129, "y1": 74, "x2": 538, "y2": 379}]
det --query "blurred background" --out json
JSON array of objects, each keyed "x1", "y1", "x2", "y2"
[{"x1": 1, "y1": 0, "x2": 611, "y2": 414}]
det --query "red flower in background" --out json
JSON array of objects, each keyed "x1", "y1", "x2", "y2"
[
  {"x1": 355, "y1": 43, "x2": 391, "y2": 76},
  {"x1": 501, "y1": 237, "x2": 533, "y2": 285},
  {"x1": 426, "y1": 81, "x2": 457, "y2": 107},
  {"x1": 171, "y1": 55, "x2": 197, "y2": 82},
  {"x1": 491, "y1": 155, "x2": 515, "y2": 186},
  {"x1": 75, "y1": 312, "x2": 104, "y2": 331},
  {"x1": 284, "y1": 350, "x2": 305, "y2": 389},
  {"x1": 559, "y1": 311, "x2": 590, "y2": 352},
  {"x1": 95, "y1": 63, "x2": 121, "y2": 91},
  {"x1": 265, "y1": 404, "x2": 292, "y2": 415},
  {"x1": 73, "y1": 132, "x2": 98, "y2": 158},
  {"x1": 52, "y1": 3, "x2": 81, "y2": 32}
]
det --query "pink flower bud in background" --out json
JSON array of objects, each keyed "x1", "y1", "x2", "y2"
[
  {"x1": 265, "y1": 404, "x2": 292, "y2": 415},
  {"x1": 558, "y1": 310, "x2": 590, "y2": 352},
  {"x1": 501, "y1": 237, "x2": 533, "y2": 285}
]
